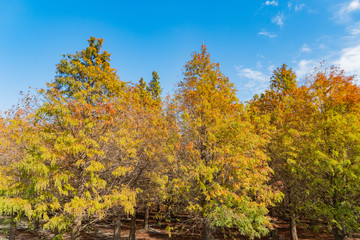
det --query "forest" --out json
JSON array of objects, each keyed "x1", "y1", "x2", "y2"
[{"x1": 0, "y1": 37, "x2": 360, "y2": 240}]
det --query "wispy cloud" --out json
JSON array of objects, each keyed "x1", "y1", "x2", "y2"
[
  {"x1": 294, "y1": 40, "x2": 360, "y2": 82},
  {"x1": 301, "y1": 44, "x2": 311, "y2": 53},
  {"x1": 236, "y1": 66, "x2": 270, "y2": 94},
  {"x1": 295, "y1": 59, "x2": 317, "y2": 80},
  {"x1": 258, "y1": 31, "x2": 278, "y2": 38},
  {"x1": 272, "y1": 13, "x2": 285, "y2": 27},
  {"x1": 345, "y1": 0, "x2": 360, "y2": 12},
  {"x1": 334, "y1": 44, "x2": 360, "y2": 77},
  {"x1": 295, "y1": 3, "x2": 305, "y2": 11},
  {"x1": 265, "y1": 0, "x2": 278, "y2": 6},
  {"x1": 347, "y1": 21, "x2": 360, "y2": 35},
  {"x1": 336, "y1": 0, "x2": 360, "y2": 22},
  {"x1": 288, "y1": 2, "x2": 306, "y2": 12}
]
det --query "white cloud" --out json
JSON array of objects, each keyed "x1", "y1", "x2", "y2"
[
  {"x1": 350, "y1": 28, "x2": 360, "y2": 35},
  {"x1": 334, "y1": 44, "x2": 360, "y2": 77},
  {"x1": 272, "y1": 13, "x2": 285, "y2": 27},
  {"x1": 258, "y1": 31, "x2": 278, "y2": 38},
  {"x1": 301, "y1": 44, "x2": 311, "y2": 53},
  {"x1": 265, "y1": 0, "x2": 278, "y2": 6},
  {"x1": 292, "y1": 43, "x2": 360, "y2": 82},
  {"x1": 337, "y1": 0, "x2": 360, "y2": 22},
  {"x1": 347, "y1": 22, "x2": 360, "y2": 35},
  {"x1": 295, "y1": 59, "x2": 317, "y2": 80},
  {"x1": 236, "y1": 67, "x2": 270, "y2": 94},
  {"x1": 347, "y1": 0, "x2": 360, "y2": 11},
  {"x1": 237, "y1": 68, "x2": 269, "y2": 83},
  {"x1": 350, "y1": 27, "x2": 360, "y2": 35},
  {"x1": 295, "y1": 3, "x2": 305, "y2": 11}
]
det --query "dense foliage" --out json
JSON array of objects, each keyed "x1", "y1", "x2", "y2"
[{"x1": 1, "y1": 38, "x2": 360, "y2": 240}]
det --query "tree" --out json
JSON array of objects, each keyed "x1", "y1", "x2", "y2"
[
  {"x1": 171, "y1": 46, "x2": 281, "y2": 240},
  {"x1": 138, "y1": 77, "x2": 148, "y2": 100},
  {"x1": 31, "y1": 37, "x2": 136, "y2": 239},
  {"x1": 250, "y1": 64, "x2": 360, "y2": 240},
  {"x1": 248, "y1": 64, "x2": 314, "y2": 240},
  {"x1": 124, "y1": 74, "x2": 170, "y2": 238},
  {"x1": 0, "y1": 93, "x2": 39, "y2": 240},
  {"x1": 147, "y1": 71, "x2": 162, "y2": 102},
  {"x1": 304, "y1": 66, "x2": 360, "y2": 240}
]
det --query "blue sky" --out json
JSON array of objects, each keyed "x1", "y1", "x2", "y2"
[{"x1": 1, "y1": 0, "x2": 360, "y2": 111}]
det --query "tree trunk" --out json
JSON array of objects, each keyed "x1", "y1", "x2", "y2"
[
  {"x1": 156, "y1": 203, "x2": 161, "y2": 224},
  {"x1": 129, "y1": 212, "x2": 136, "y2": 240},
  {"x1": 9, "y1": 218, "x2": 16, "y2": 240},
  {"x1": 269, "y1": 208, "x2": 279, "y2": 239},
  {"x1": 143, "y1": 205, "x2": 150, "y2": 230},
  {"x1": 290, "y1": 215, "x2": 298, "y2": 240},
  {"x1": 33, "y1": 219, "x2": 40, "y2": 230},
  {"x1": 270, "y1": 227, "x2": 279, "y2": 240},
  {"x1": 333, "y1": 226, "x2": 346, "y2": 240},
  {"x1": 71, "y1": 216, "x2": 82, "y2": 240},
  {"x1": 202, "y1": 218, "x2": 212, "y2": 240},
  {"x1": 113, "y1": 218, "x2": 122, "y2": 240}
]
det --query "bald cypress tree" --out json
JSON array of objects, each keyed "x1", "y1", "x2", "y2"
[
  {"x1": 172, "y1": 46, "x2": 281, "y2": 240},
  {"x1": 147, "y1": 71, "x2": 162, "y2": 102}
]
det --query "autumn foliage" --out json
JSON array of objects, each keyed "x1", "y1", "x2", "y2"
[{"x1": 0, "y1": 38, "x2": 360, "y2": 240}]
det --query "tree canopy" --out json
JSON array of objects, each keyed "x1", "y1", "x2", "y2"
[{"x1": 0, "y1": 38, "x2": 359, "y2": 240}]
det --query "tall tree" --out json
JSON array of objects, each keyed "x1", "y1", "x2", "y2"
[
  {"x1": 248, "y1": 64, "x2": 310, "y2": 240},
  {"x1": 250, "y1": 64, "x2": 360, "y2": 240},
  {"x1": 138, "y1": 77, "x2": 148, "y2": 100},
  {"x1": 0, "y1": 93, "x2": 39, "y2": 240},
  {"x1": 124, "y1": 75, "x2": 169, "y2": 238},
  {"x1": 31, "y1": 37, "x2": 136, "y2": 239},
  {"x1": 172, "y1": 46, "x2": 281, "y2": 240},
  {"x1": 304, "y1": 66, "x2": 360, "y2": 240},
  {"x1": 147, "y1": 71, "x2": 162, "y2": 102}
]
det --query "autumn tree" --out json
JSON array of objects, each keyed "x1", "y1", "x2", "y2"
[
  {"x1": 248, "y1": 64, "x2": 316, "y2": 240},
  {"x1": 147, "y1": 71, "x2": 162, "y2": 102},
  {"x1": 250, "y1": 64, "x2": 360, "y2": 240},
  {"x1": 29, "y1": 37, "x2": 136, "y2": 239},
  {"x1": 123, "y1": 74, "x2": 170, "y2": 239},
  {"x1": 304, "y1": 66, "x2": 360, "y2": 240},
  {"x1": 171, "y1": 46, "x2": 281, "y2": 240},
  {"x1": 0, "y1": 93, "x2": 40, "y2": 240}
]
